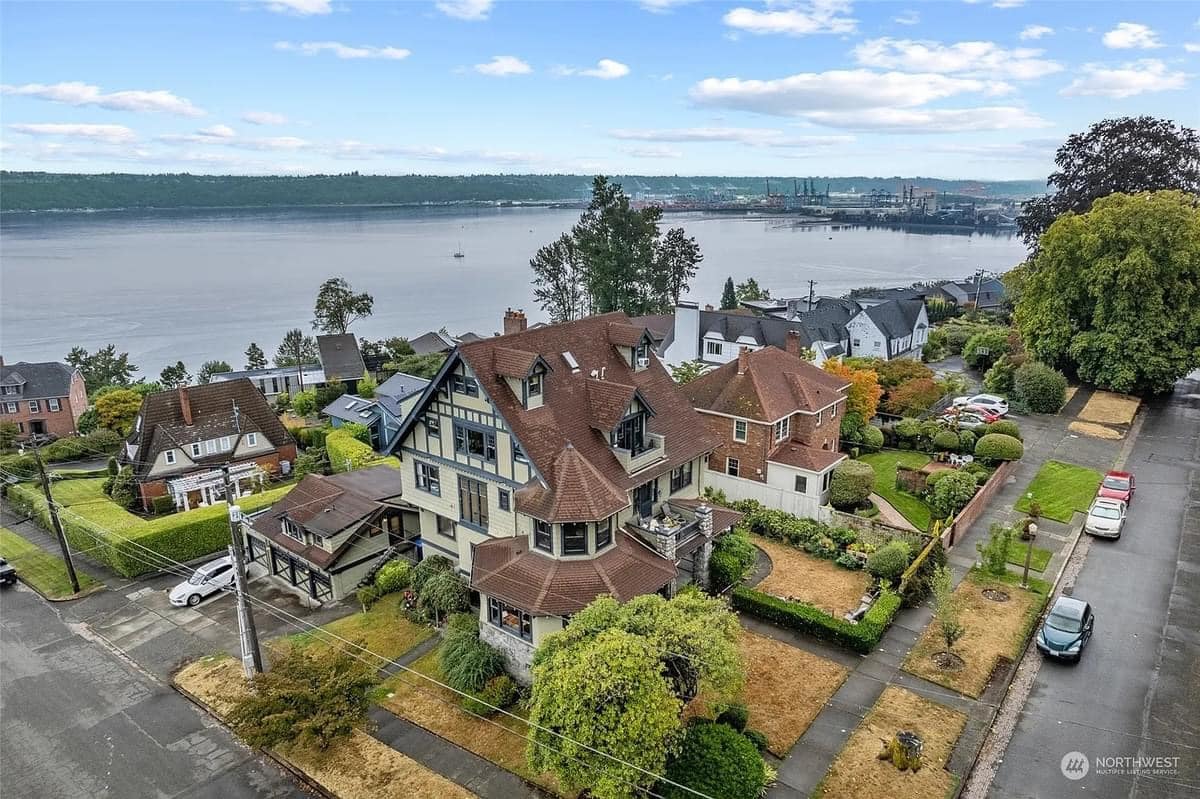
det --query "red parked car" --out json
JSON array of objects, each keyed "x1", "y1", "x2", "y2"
[
  {"x1": 1098, "y1": 471, "x2": 1135, "y2": 504},
  {"x1": 943, "y1": 405, "x2": 1003, "y2": 424}
]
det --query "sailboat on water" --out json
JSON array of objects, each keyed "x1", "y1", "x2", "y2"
[{"x1": 453, "y1": 240, "x2": 465, "y2": 258}]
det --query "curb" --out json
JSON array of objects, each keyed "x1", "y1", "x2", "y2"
[{"x1": 12, "y1": 575, "x2": 106, "y2": 603}]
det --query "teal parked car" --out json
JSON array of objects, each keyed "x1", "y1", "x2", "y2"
[{"x1": 1036, "y1": 596, "x2": 1094, "y2": 662}]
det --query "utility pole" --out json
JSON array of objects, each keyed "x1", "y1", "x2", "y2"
[
  {"x1": 974, "y1": 268, "x2": 985, "y2": 307},
  {"x1": 30, "y1": 437, "x2": 81, "y2": 594},
  {"x1": 807, "y1": 280, "x2": 817, "y2": 312},
  {"x1": 223, "y1": 466, "x2": 263, "y2": 675}
]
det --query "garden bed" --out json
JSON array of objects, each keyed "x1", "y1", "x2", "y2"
[
  {"x1": 752, "y1": 536, "x2": 871, "y2": 617},
  {"x1": 813, "y1": 686, "x2": 966, "y2": 799},
  {"x1": 175, "y1": 655, "x2": 473, "y2": 799},
  {"x1": 903, "y1": 571, "x2": 1048, "y2": 698},
  {"x1": 857, "y1": 451, "x2": 934, "y2": 531},
  {"x1": 282, "y1": 592, "x2": 434, "y2": 661},
  {"x1": 1078, "y1": 391, "x2": 1140, "y2": 426},
  {"x1": 1005, "y1": 544, "x2": 1052, "y2": 573},
  {"x1": 0, "y1": 526, "x2": 101, "y2": 598},
  {"x1": 1013, "y1": 460, "x2": 1102, "y2": 523},
  {"x1": 1068, "y1": 421, "x2": 1124, "y2": 440}
]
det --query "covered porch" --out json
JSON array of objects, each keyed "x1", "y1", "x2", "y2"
[{"x1": 166, "y1": 461, "x2": 268, "y2": 511}]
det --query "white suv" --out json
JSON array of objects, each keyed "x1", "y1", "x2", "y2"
[
  {"x1": 169, "y1": 556, "x2": 236, "y2": 607},
  {"x1": 952, "y1": 393, "x2": 1009, "y2": 416}
]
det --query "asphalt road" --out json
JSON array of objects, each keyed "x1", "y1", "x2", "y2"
[
  {"x1": 991, "y1": 375, "x2": 1200, "y2": 799},
  {"x1": 0, "y1": 583, "x2": 310, "y2": 799}
]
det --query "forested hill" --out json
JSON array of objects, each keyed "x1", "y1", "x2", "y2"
[{"x1": 0, "y1": 172, "x2": 1045, "y2": 212}]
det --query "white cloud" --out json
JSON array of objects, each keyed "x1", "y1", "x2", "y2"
[
  {"x1": 1061, "y1": 59, "x2": 1188, "y2": 98},
  {"x1": 690, "y1": 70, "x2": 1012, "y2": 116},
  {"x1": 327, "y1": 140, "x2": 539, "y2": 164},
  {"x1": 274, "y1": 41, "x2": 411, "y2": 60},
  {"x1": 0, "y1": 81, "x2": 203, "y2": 116},
  {"x1": 637, "y1": 0, "x2": 699, "y2": 13},
  {"x1": 1102, "y1": 22, "x2": 1162, "y2": 49},
  {"x1": 1185, "y1": 43, "x2": 1200, "y2": 53},
  {"x1": 230, "y1": 136, "x2": 310, "y2": 151},
  {"x1": 852, "y1": 38, "x2": 1062, "y2": 80},
  {"x1": 803, "y1": 106, "x2": 1050, "y2": 132},
  {"x1": 197, "y1": 124, "x2": 236, "y2": 138},
  {"x1": 474, "y1": 55, "x2": 532, "y2": 76},
  {"x1": 9, "y1": 123, "x2": 137, "y2": 144},
  {"x1": 723, "y1": 1, "x2": 856, "y2": 37},
  {"x1": 992, "y1": 0, "x2": 1024, "y2": 8},
  {"x1": 435, "y1": 0, "x2": 493, "y2": 21},
  {"x1": 928, "y1": 138, "x2": 1058, "y2": 160},
  {"x1": 556, "y1": 59, "x2": 630, "y2": 79},
  {"x1": 263, "y1": 0, "x2": 331, "y2": 15},
  {"x1": 241, "y1": 110, "x2": 288, "y2": 125},
  {"x1": 1019, "y1": 25, "x2": 1054, "y2": 41},
  {"x1": 893, "y1": 10, "x2": 920, "y2": 26},
  {"x1": 623, "y1": 145, "x2": 684, "y2": 159},
  {"x1": 610, "y1": 127, "x2": 853, "y2": 147}
]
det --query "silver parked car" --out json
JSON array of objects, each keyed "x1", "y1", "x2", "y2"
[
  {"x1": 1084, "y1": 498, "x2": 1126, "y2": 539},
  {"x1": 952, "y1": 393, "x2": 1009, "y2": 416}
]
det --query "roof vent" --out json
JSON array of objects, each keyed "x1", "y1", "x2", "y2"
[{"x1": 562, "y1": 351, "x2": 580, "y2": 373}]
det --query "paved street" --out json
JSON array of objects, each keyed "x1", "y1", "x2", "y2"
[
  {"x1": 0, "y1": 582, "x2": 311, "y2": 799},
  {"x1": 991, "y1": 374, "x2": 1200, "y2": 798}
]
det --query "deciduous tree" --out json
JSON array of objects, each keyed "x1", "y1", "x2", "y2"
[
  {"x1": 734, "y1": 277, "x2": 771, "y2": 303},
  {"x1": 530, "y1": 233, "x2": 588, "y2": 322},
  {"x1": 822, "y1": 360, "x2": 883, "y2": 419},
  {"x1": 931, "y1": 565, "x2": 965, "y2": 652},
  {"x1": 655, "y1": 227, "x2": 703, "y2": 308},
  {"x1": 312, "y1": 277, "x2": 374, "y2": 334},
  {"x1": 66, "y1": 345, "x2": 138, "y2": 395},
  {"x1": 669, "y1": 360, "x2": 708, "y2": 384},
  {"x1": 95, "y1": 388, "x2": 143, "y2": 435}
]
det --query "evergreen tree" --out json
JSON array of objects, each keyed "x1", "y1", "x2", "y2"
[
  {"x1": 244, "y1": 342, "x2": 267, "y2": 370},
  {"x1": 720, "y1": 277, "x2": 738, "y2": 310},
  {"x1": 159, "y1": 361, "x2": 191, "y2": 389}
]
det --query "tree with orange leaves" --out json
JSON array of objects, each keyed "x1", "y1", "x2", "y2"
[{"x1": 823, "y1": 359, "x2": 883, "y2": 420}]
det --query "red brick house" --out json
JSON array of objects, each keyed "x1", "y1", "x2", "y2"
[
  {"x1": 121, "y1": 379, "x2": 296, "y2": 511},
  {"x1": 684, "y1": 333, "x2": 851, "y2": 519},
  {"x1": 0, "y1": 358, "x2": 88, "y2": 439}
]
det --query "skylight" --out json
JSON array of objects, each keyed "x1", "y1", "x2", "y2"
[
  {"x1": 345, "y1": 400, "x2": 359, "y2": 410},
  {"x1": 562, "y1": 351, "x2": 579, "y2": 373}
]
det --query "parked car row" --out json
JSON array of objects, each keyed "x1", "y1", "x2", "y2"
[{"x1": 1084, "y1": 470, "x2": 1136, "y2": 539}]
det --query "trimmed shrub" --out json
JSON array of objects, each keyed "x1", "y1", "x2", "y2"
[
  {"x1": 860, "y1": 425, "x2": 884, "y2": 453},
  {"x1": 1013, "y1": 361, "x2": 1068, "y2": 414},
  {"x1": 441, "y1": 630, "x2": 506, "y2": 694},
  {"x1": 709, "y1": 530, "x2": 758, "y2": 593},
  {"x1": 742, "y1": 729, "x2": 769, "y2": 753},
  {"x1": 828, "y1": 460, "x2": 875, "y2": 511},
  {"x1": 732, "y1": 586, "x2": 902, "y2": 654},
  {"x1": 925, "y1": 470, "x2": 951, "y2": 490},
  {"x1": 659, "y1": 717, "x2": 767, "y2": 799},
  {"x1": 420, "y1": 570, "x2": 469, "y2": 623},
  {"x1": 958, "y1": 430, "x2": 976, "y2": 452},
  {"x1": 341, "y1": 421, "x2": 372, "y2": 446},
  {"x1": 410, "y1": 554, "x2": 454, "y2": 595},
  {"x1": 150, "y1": 495, "x2": 176, "y2": 516},
  {"x1": 462, "y1": 674, "x2": 520, "y2": 717},
  {"x1": 374, "y1": 559, "x2": 411, "y2": 594},
  {"x1": 929, "y1": 470, "x2": 978, "y2": 520},
  {"x1": 984, "y1": 420, "x2": 1022, "y2": 440},
  {"x1": 326, "y1": 427, "x2": 396, "y2": 473},
  {"x1": 932, "y1": 430, "x2": 961, "y2": 453},
  {"x1": 866, "y1": 542, "x2": 911, "y2": 582},
  {"x1": 716, "y1": 702, "x2": 750, "y2": 732},
  {"x1": 975, "y1": 433, "x2": 1024, "y2": 464},
  {"x1": 894, "y1": 417, "x2": 922, "y2": 443}
]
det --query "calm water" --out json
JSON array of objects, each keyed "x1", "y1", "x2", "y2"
[{"x1": 0, "y1": 206, "x2": 1028, "y2": 371}]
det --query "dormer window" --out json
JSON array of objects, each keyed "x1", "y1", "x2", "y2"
[
  {"x1": 633, "y1": 343, "x2": 650, "y2": 370},
  {"x1": 283, "y1": 518, "x2": 303, "y2": 542},
  {"x1": 165, "y1": 450, "x2": 176, "y2": 465},
  {"x1": 612, "y1": 410, "x2": 647, "y2": 455},
  {"x1": 191, "y1": 442, "x2": 202, "y2": 457},
  {"x1": 527, "y1": 371, "x2": 542, "y2": 398}
]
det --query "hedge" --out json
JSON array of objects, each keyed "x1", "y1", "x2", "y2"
[
  {"x1": 732, "y1": 586, "x2": 902, "y2": 654},
  {"x1": 974, "y1": 433, "x2": 1024, "y2": 464},
  {"x1": 7, "y1": 480, "x2": 293, "y2": 577},
  {"x1": 326, "y1": 427, "x2": 397, "y2": 473}
]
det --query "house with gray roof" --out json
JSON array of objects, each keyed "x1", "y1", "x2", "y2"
[
  {"x1": 845, "y1": 299, "x2": 929, "y2": 360},
  {"x1": 321, "y1": 372, "x2": 430, "y2": 453},
  {"x1": 316, "y1": 334, "x2": 366, "y2": 393},
  {"x1": 665, "y1": 303, "x2": 847, "y2": 367},
  {"x1": 931, "y1": 276, "x2": 1006, "y2": 311},
  {"x1": 0, "y1": 358, "x2": 88, "y2": 440}
]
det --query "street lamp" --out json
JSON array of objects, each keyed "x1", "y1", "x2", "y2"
[{"x1": 1021, "y1": 521, "x2": 1038, "y2": 589}]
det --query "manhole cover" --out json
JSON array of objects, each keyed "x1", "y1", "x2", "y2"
[
  {"x1": 983, "y1": 588, "x2": 1010, "y2": 602},
  {"x1": 932, "y1": 651, "x2": 965, "y2": 671}
]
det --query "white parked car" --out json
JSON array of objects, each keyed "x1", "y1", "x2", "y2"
[
  {"x1": 940, "y1": 412, "x2": 989, "y2": 430},
  {"x1": 952, "y1": 393, "x2": 1009, "y2": 416},
  {"x1": 1084, "y1": 498, "x2": 1126, "y2": 539},
  {"x1": 169, "y1": 556, "x2": 237, "y2": 607}
]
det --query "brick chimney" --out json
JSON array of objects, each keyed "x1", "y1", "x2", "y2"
[
  {"x1": 503, "y1": 308, "x2": 528, "y2": 336},
  {"x1": 737, "y1": 346, "x2": 751, "y2": 375},
  {"x1": 179, "y1": 386, "x2": 193, "y2": 426},
  {"x1": 704, "y1": 304, "x2": 714, "y2": 311},
  {"x1": 785, "y1": 329, "x2": 804, "y2": 359}
]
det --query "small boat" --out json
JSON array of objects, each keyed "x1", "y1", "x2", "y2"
[{"x1": 453, "y1": 241, "x2": 465, "y2": 259}]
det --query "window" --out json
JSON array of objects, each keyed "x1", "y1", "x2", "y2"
[
  {"x1": 451, "y1": 373, "x2": 479, "y2": 397},
  {"x1": 512, "y1": 441, "x2": 528, "y2": 463},
  {"x1": 270, "y1": 377, "x2": 279, "y2": 394},
  {"x1": 247, "y1": 432, "x2": 258, "y2": 447},
  {"x1": 670, "y1": 461, "x2": 693, "y2": 493},
  {"x1": 874, "y1": 341, "x2": 881, "y2": 349},
  {"x1": 426, "y1": 414, "x2": 440, "y2": 436},
  {"x1": 4, "y1": 402, "x2": 15, "y2": 414},
  {"x1": 48, "y1": 398, "x2": 61, "y2": 412},
  {"x1": 815, "y1": 410, "x2": 822, "y2": 428},
  {"x1": 612, "y1": 412, "x2": 647, "y2": 454},
  {"x1": 191, "y1": 443, "x2": 202, "y2": 457},
  {"x1": 454, "y1": 424, "x2": 496, "y2": 462},
  {"x1": 415, "y1": 462, "x2": 440, "y2": 495},
  {"x1": 596, "y1": 517, "x2": 613, "y2": 550},
  {"x1": 220, "y1": 436, "x2": 232, "y2": 451},
  {"x1": 733, "y1": 419, "x2": 747, "y2": 442},
  {"x1": 852, "y1": 339, "x2": 861, "y2": 348},
  {"x1": 206, "y1": 439, "x2": 217, "y2": 455},
  {"x1": 562, "y1": 522, "x2": 588, "y2": 555},
  {"x1": 822, "y1": 470, "x2": 832, "y2": 492},
  {"x1": 794, "y1": 475, "x2": 808, "y2": 493},
  {"x1": 633, "y1": 343, "x2": 650, "y2": 368},
  {"x1": 706, "y1": 340, "x2": 722, "y2": 356},
  {"x1": 165, "y1": 450, "x2": 177, "y2": 465},
  {"x1": 16, "y1": 422, "x2": 24, "y2": 433},
  {"x1": 283, "y1": 519, "x2": 303, "y2": 542},
  {"x1": 527, "y1": 372, "x2": 542, "y2": 397},
  {"x1": 436, "y1": 514, "x2": 456, "y2": 539},
  {"x1": 830, "y1": 402, "x2": 837, "y2": 419},
  {"x1": 774, "y1": 416, "x2": 790, "y2": 442},
  {"x1": 488, "y1": 597, "x2": 532, "y2": 641},
  {"x1": 0, "y1": 385, "x2": 13, "y2": 395},
  {"x1": 458, "y1": 476, "x2": 489, "y2": 529},
  {"x1": 28, "y1": 400, "x2": 40, "y2": 414},
  {"x1": 534, "y1": 520, "x2": 553, "y2": 552},
  {"x1": 726, "y1": 457, "x2": 740, "y2": 477},
  {"x1": 498, "y1": 488, "x2": 510, "y2": 512}
]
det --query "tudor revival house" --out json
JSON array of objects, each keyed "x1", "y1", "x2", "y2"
[
  {"x1": 244, "y1": 465, "x2": 415, "y2": 602},
  {"x1": 685, "y1": 342, "x2": 851, "y2": 520},
  {"x1": 121, "y1": 379, "x2": 296, "y2": 511},
  {"x1": 0, "y1": 359, "x2": 88, "y2": 439},
  {"x1": 390, "y1": 312, "x2": 740, "y2": 681}
]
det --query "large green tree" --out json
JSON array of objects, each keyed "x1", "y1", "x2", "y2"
[
  {"x1": 720, "y1": 277, "x2": 738, "y2": 310},
  {"x1": 734, "y1": 277, "x2": 771, "y2": 303},
  {"x1": 1013, "y1": 190, "x2": 1200, "y2": 394},
  {"x1": 1018, "y1": 117, "x2": 1200, "y2": 248},
  {"x1": 197, "y1": 360, "x2": 232, "y2": 384},
  {"x1": 66, "y1": 345, "x2": 138, "y2": 394},
  {"x1": 95, "y1": 388, "x2": 143, "y2": 435},
  {"x1": 312, "y1": 277, "x2": 374, "y2": 334},
  {"x1": 530, "y1": 233, "x2": 589, "y2": 323},
  {"x1": 654, "y1": 227, "x2": 704, "y2": 308},
  {"x1": 275, "y1": 329, "x2": 320, "y2": 367},
  {"x1": 159, "y1": 361, "x2": 191, "y2": 389},
  {"x1": 244, "y1": 342, "x2": 268, "y2": 370}
]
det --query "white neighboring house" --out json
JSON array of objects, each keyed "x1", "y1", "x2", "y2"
[
  {"x1": 845, "y1": 300, "x2": 929, "y2": 360},
  {"x1": 664, "y1": 302, "x2": 845, "y2": 368}
]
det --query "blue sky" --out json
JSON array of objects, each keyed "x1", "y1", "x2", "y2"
[{"x1": 1, "y1": 0, "x2": 1197, "y2": 179}]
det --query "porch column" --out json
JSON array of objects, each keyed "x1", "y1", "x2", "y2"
[{"x1": 694, "y1": 504, "x2": 715, "y2": 591}]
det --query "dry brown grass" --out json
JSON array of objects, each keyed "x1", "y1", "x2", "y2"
[
  {"x1": 753, "y1": 536, "x2": 872, "y2": 617},
  {"x1": 814, "y1": 686, "x2": 966, "y2": 799},
  {"x1": 1068, "y1": 421, "x2": 1124, "y2": 440},
  {"x1": 379, "y1": 646, "x2": 569, "y2": 796},
  {"x1": 1078, "y1": 391, "x2": 1140, "y2": 425},
  {"x1": 903, "y1": 573, "x2": 1045, "y2": 698},
  {"x1": 174, "y1": 656, "x2": 474, "y2": 799}
]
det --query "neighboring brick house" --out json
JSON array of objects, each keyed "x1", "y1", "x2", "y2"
[
  {"x1": 121, "y1": 379, "x2": 297, "y2": 511},
  {"x1": 684, "y1": 337, "x2": 851, "y2": 520},
  {"x1": 0, "y1": 358, "x2": 88, "y2": 439},
  {"x1": 389, "y1": 311, "x2": 741, "y2": 682},
  {"x1": 244, "y1": 465, "x2": 417, "y2": 602}
]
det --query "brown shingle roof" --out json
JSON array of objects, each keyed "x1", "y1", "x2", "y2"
[
  {"x1": 767, "y1": 442, "x2": 846, "y2": 472},
  {"x1": 492, "y1": 347, "x2": 542, "y2": 379},
  {"x1": 605, "y1": 321, "x2": 650, "y2": 348},
  {"x1": 470, "y1": 531, "x2": 677, "y2": 615},
  {"x1": 514, "y1": 444, "x2": 629, "y2": 523},
  {"x1": 584, "y1": 379, "x2": 640, "y2": 432},
  {"x1": 685, "y1": 347, "x2": 849, "y2": 422}
]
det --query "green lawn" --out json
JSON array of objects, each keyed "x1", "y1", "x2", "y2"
[
  {"x1": 0, "y1": 526, "x2": 100, "y2": 598},
  {"x1": 1006, "y1": 543, "x2": 1052, "y2": 573},
  {"x1": 857, "y1": 451, "x2": 934, "y2": 531},
  {"x1": 1014, "y1": 461, "x2": 1103, "y2": 523},
  {"x1": 283, "y1": 592, "x2": 433, "y2": 661}
]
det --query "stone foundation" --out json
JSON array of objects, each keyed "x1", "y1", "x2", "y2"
[{"x1": 479, "y1": 621, "x2": 535, "y2": 686}]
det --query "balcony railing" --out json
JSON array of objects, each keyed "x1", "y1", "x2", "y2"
[
  {"x1": 628, "y1": 501, "x2": 701, "y2": 553},
  {"x1": 613, "y1": 432, "x2": 666, "y2": 474}
]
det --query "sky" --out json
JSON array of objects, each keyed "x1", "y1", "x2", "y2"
[{"x1": 1, "y1": 0, "x2": 1197, "y2": 180}]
